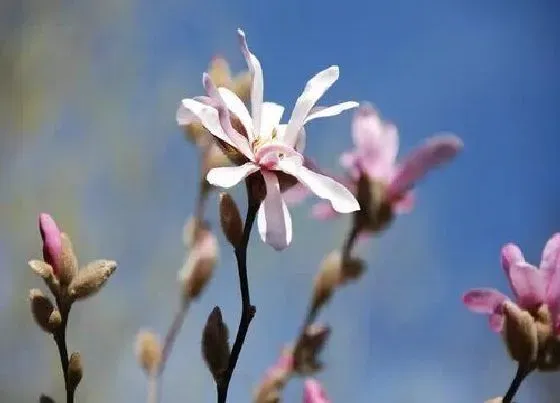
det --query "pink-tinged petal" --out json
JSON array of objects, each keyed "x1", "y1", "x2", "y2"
[
  {"x1": 541, "y1": 233, "x2": 560, "y2": 272},
  {"x1": 462, "y1": 288, "x2": 508, "y2": 314},
  {"x1": 178, "y1": 98, "x2": 236, "y2": 148},
  {"x1": 206, "y1": 163, "x2": 260, "y2": 188},
  {"x1": 304, "y1": 101, "x2": 359, "y2": 123},
  {"x1": 339, "y1": 151, "x2": 361, "y2": 179},
  {"x1": 237, "y1": 29, "x2": 264, "y2": 137},
  {"x1": 277, "y1": 159, "x2": 359, "y2": 214},
  {"x1": 303, "y1": 379, "x2": 331, "y2": 403},
  {"x1": 489, "y1": 312, "x2": 505, "y2": 332},
  {"x1": 39, "y1": 213, "x2": 63, "y2": 275},
  {"x1": 257, "y1": 171, "x2": 293, "y2": 250},
  {"x1": 509, "y1": 262, "x2": 547, "y2": 308},
  {"x1": 176, "y1": 103, "x2": 198, "y2": 126},
  {"x1": 311, "y1": 202, "x2": 340, "y2": 220},
  {"x1": 386, "y1": 134, "x2": 463, "y2": 199},
  {"x1": 392, "y1": 190, "x2": 415, "y2": 214},
  {"x1": 501, "y1": 243, "x2": 525, "y2": 273},
  {"x1": 202, "y1": 74, "x2": 254, "y2": 159},
  {"x1": 284, "y1": 66, "x2": 340, "y2": 147},
  {"x1": 217, "y1": 87, "x2": 253, "y2": 137},
  {"x1": 282, "y1": 182, "x2": 311, "y2": 205},
  {"x1": 351, "y1": 103, "x2": 383, "y2": 150},
  {"x1": 259, "y1": 102, "x2": 285, "y2": 141}
]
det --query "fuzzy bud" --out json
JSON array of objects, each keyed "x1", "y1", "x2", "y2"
[
  {"x1": 39, "y1": 213, "x2": 62, "y2": 275},
  {"x1": 293, "y1": 324, "x2": 331, "y2": 375},
  {"x1": 68, "y1": 260, "x2": 117, "y2": 301},
  {"x1": 179, "y1": 230, "x2": 218, "y2": 300},
  {"x1": 502, "y1": 301, "x2": 538, "y2": 367},
  {"x1": 29, "y1": 260, "x2": 60, "y2": 296},
  {"x1": 219, "y1": 193, "x2": 243, "y2": 248},
  {"x1": 57, "y1": 233, "x2": 79, "y2": 286},
  {"x1": 29, "y1": 289, "x2": 60, "y2": 333},
  {"x1": 202, "y1": 306, "x2": 230, "y2": 383},
  {"x1": 312, "y1": 252, "x2": 343, "y2": 310},
  {"x1": 135, "y1": 330, "x2": 162, "y2": 375},
  {"x1": 67, "y1": 352, "x2": 83, "y2": 392}
]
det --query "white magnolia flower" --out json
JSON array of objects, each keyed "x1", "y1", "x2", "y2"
[{"x1": 177, "y1": 29, "x2": 360, "y2": 250}]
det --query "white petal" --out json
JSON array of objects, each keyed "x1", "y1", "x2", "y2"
[
  {"x1": 206, "y1": 163, "x2": 260, "y2": 188},
  {"x1": 278, "y1": 159, "x2": 359, "y2": 213},
  {"x1": 283, "y1": 65, "x2": 340, "y2": 147},
  {"x1": 179, "y1": 98, "x2": 236, "y2": 147},
  {"x1": 176, "y1": 103, "x2": 198, "y2": 126},
  {"x1": 257, "y1": 171, "x2": 293, "y2": 250},
  {"x1": 295, "y1": 127, "x2": 306, "y2": 153},
  {"x1": 305, "y1": 101, "x2": 359, "y2": 123},
  {"x1": 238, "y1": 29, "x2": 264, "y2": 137},
  {"x1": 218, "y1": 87, "x2": 254, "y2": 140},
  {"x1": 259, "y1": 102, "x2": 285, "y2": 141}
]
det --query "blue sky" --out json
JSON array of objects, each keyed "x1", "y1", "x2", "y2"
[{"x1": 2, "y1": 0, "x2": 559, "y2": 402}]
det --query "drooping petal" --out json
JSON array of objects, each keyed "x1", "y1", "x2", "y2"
[
  {"x1": 509, "y1": 262, "x2": 547, "y2": 308},
  {"x1": 311, "y1": 202, "x2": 339, "y2": 220},
  {"x1": 218, "y1": 87, "x2": 253, "y2": 137},
  {"x1": 238, "y1": 29, "x2": 264, "y2": 137},
  {"x1": 304, "y1": 101, "x2": 359, "y2": 123},
  {"x1": 462, "y1": 288, "x2": 508, "y2": 314},
  {"x1": 206, "y1": 163, "x2": 260, "y2": 188},
  {"x1": 303, "y1": 379, "x2": 331, "y2": 403},
  {"x1": 259, "y1": 102, "x2": 285, "y2": 141},
  {"x1": 257, "y1": 171, "x2": 293, "y2": 250},
  {"x1": 283, "y1": 66, "x2": 340, "y2": 147},
  {"x1": 541, "y1": 233, "x2": 560, "y2": 272},
  {"x1": 386, "y1": 134, "x2": 463, "y2": 199},
  {"x1": 278, "y1": 158, "x2": 359, "y2": 214}
]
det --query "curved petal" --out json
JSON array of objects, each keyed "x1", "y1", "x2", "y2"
[
  {"x1": 238, "y1": 29, "x2": 264, "y2": 137},
  {"x1": 206, "y1": 163, "x2": 260, "y2": 188},
  {"x1": 541, "y1": 233, "x2": 560, "y2": 272},
  {"x1": 304, "y1": 101, "x2": 359, "y2": 123},
  {"x1": 260, "y1": 102, "x2": 285, "y2": 141},
  {"x1": 509, "y1": 262, "x2": 547, "y2": 308},
  {"x1": 176, "y1": 103, "x2": 198, "y2": 126},
  {"x1": 387, "y1": 134, "x2": 463, "y2": 199},
  {"x1": 257, "y1": 171, "x2": 293, "y2": 250},
  {"x1": 501, "y1": 243, "x2": 525, "y2": 272},
  {"x1": 178, "y1": 99, "x2": 236, "y2": 148},
  {"x1": 311, "y1": 202, "x2": 339, "y2": 220},
  {"x1": 351, "y1": 103, "x2": 385, "y2": 151},
  {"x1": 284, "y1": 65, "x2": 339, "y2": 147},
  {"x1": 303, "y1": 379, "x2": 331, "y2": 403},
  {"x1": 218, "y1": 87, "x2": 253, "y2": 138},
  {"x1": 488, "y1": 313, "x2": 505, "y2": 333},
  {"x1": 543, "y1": 234, "x2": 560, "y2": 305},
  {"x1": 277, "y1": 159, "x2": 359, "y2": 214},
  {"x1": 462, "y1": 288, "x2": 507, "y2": 314}
]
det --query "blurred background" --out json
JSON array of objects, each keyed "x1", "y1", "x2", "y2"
[{"x1": 1, "y1": 0, "x2": 559, "y2": 402}]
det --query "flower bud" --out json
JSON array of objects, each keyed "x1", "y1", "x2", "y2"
[
  {"x1": 502, "y1": 301, "x2": 538, "y2": 367},
  {"x1": 58, "y1": 233, "x2": 79, "y2": 286},
  {"x1": 28, "y1": 260, "x2": 60, "y2": 296},
  {"x1": 29, "y1": 289, "x2": 60, "y2": 333},
  {"x1": 135, "y1": 330, "x2": 162, "y2": 375},
  {"x1": 354, "y1": 175, "x2": 393, "y2": 233},
  {"x1": 219, "y1": 193, "x2": 243, "y2": 248},
  {"x1": 67, "y1": 352, "x2": 83, "y2": 392},
  {"x1": 39, "y1": 213, "x2": 62, "y2": 275},
  {"x1": 67, "y1": 260, "x2": 117, "y2": 301},
  {"x1": 179, "y1": 230, "x2": 218, "y2": 300},
  {"x1": 312, "y1": 252, "x2": 343, "y2": 311},
  {"x1": 293, "y1": 324, "x2": 331, "y2": 375},
  {"x1": 202, "y1": 306, "x2": 230, "y2": 383}
]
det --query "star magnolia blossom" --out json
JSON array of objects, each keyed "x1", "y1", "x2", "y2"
[
  {"x1": 312, "y1": 103, "x2": 462, "y2": 220},
  {"x1": 303, "y1": 379, "x2": 331, "y2": 403},
  {"x1": 177, "y1": 29, "x2": 360, "y2": 250},
  {"x1": 463, "y1": 233, "x2": 560, "y2": 333}
]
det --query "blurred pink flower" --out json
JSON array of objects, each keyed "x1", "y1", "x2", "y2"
[
  {"x1": 303, "y1": 379, "x2": 331, "y2": 403},
  {"x1": 463, "y1": 233, "x2": 560, "y2": 332},
  {"x1": 177, "y1": 29, "x2": 359, "y2": 250},
  {"x1": 38, "y1": 213, "x2": 62, "y2": 276},
  {"x1": 312, "y1": 103, "x2": 462, "y2": 220}
]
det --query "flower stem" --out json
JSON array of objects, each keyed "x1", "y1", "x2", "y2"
[
  {"x1": 216, "y1": 180, "x2": 259, "y2": 403},
  {"x1": 52, "y1": 303, "x2": 74, "y2": 403},
  {"x1": 503, "y1": 365, "x2": 531, "y2": 403}
]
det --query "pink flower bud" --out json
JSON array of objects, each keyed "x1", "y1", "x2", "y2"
[
  {"x1": 38, "y1": 213, "x2": 62, "y2": 276},
  {"x1": 303, "y1": 379, "x2": 330, "y2": 403}
]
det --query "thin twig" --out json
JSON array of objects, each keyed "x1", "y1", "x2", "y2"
[
  {"x1": 503, "y1": 365, "x2": 531, "y2": 403},
  {"x1": 52, "y1": 302, "x2": 73, "y2": 403},
  {"x1": 216, "y1": 179, "x2": 259, "y2": 403}
]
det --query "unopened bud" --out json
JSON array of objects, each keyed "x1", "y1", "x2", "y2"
[
  {"x1": 68, "y1": 260, "x2": 117, "y2": 301},
  {"x1": 502, "y1": 301, "x2": 538, "y2": 367},
  {"x1": 253, "y1": 370, "x2": 288, "y2": 403},
  {"x1": 179, "y1": 231, "x2": 217, "y2": 300},
  {"x1": 219, "y1": 193, "x2": 243, "y2": 248},
  {"x1": 312, "y1": 252, "x2": 343, "y2": 310},
  {"x1": 354, "y1": 175, "x2": 394, "y2": 233},
  {"x1": 135, "y1": 330, "x2": 162, "y2": 375},
  {"x1": 67, "y1": 352, "x2": 83, "y2": 392},
  {"x1": 29, "y1": 260, "x2": 60, "y2": 296},
  {"x1": 293, "y1": 324, "x2": 331, "y2": 375},
  {"x1": 39, "y1": 213, "x2": 62, "y2": 275},
  {"x1": 57, "y1": 233, "x2": 79, "y2": 286},
  {"x1": 202, "y1": 306, "x2": 230, "y2": 383},
  {"x1": 29, "y1": 289, "x2": 60, "y2": 333}
]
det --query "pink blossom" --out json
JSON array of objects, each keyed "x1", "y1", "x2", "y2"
[
  {"x1": 38, "y1": 213, "x2": 62, "y2": 276},
  {"x1": 312, "y1": 103, "x2": 462, "y2": 220},
  {"x1": 463, "y1": 233, "x2": 560, "y2": 333},
  {"x1": 303, "y1": 379, "x2": 331, "y2": 403},
  {"x1": 177, "y1": 29, "x2": 359, "y2": 250}
]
